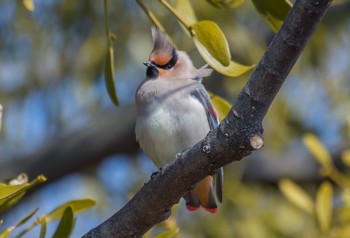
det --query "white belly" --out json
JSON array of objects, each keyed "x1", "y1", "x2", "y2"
[{"x1": 135, "y1": 96, "x2": 210, "y2": 168}]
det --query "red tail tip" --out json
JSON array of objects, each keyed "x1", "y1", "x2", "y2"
[
  {"x1": 203, "y1": 207, "x2": 218, "y2": 214},
  {"x1": 186, "y1": 205, "x2": 199, "y2": 211}
]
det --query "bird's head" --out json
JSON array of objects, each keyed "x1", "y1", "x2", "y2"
[{"x1": 144, "y1": 28, "x2": 178, "y2": 79}]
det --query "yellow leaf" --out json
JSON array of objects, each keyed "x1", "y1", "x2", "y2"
[
  {"x1": 191, "y1": 21, "x2": 231, "y2": 66},
  {"x1": 46, "y1": 198, "x2": 95, "y2": 222},
  {"x1": 251, "y1": 0, "x2": 292, "y2": 32},
  {"x1": 0, "y1": 104, "x2": 2, "y2": 134},
  {"x1": 303, "y1": 133, "x2": 333, "y2": 174},
  {"x1": 153, "y1": 227, "x2": 179, "y2": 238},
  {"x1": 0, "y1": 175, "x2": 46, "y2": 200},
  {"x1": 315, "y1": 181, "x2": 333, "y2": 234},
  {"x1": 279, "y1": 179, "x2": 314, "y2": 214},
  {"x1": 341, "y1": 150, "x2": 350, "y2": 168},
  {"x1": 193, "y1": 36, "x2": 253, "y2": 77},
  {"x1": 206, "y1": 0, "x2": 245, "y2": 8},
  {"x1": 209, "y1": 93, "x2": 232, "y2": 121},
  {"x1": 23, "y1": 0, "x2": 35, "y2": 11},
  {"x1": 0, "y1": 226, "x2": 14, "y2": 238},
  {"x1": 347, "y1": 115, "x2": 350, "y2": 138},
  {"x1": 40, "y1": 217, "x2": 47, "y2": 238},
  {"x1": 173, "y1": 0, "x2": 197, "y2": 25},
  {"x1": 52, "y1": 206, "x2": 74, "y2": 238},
  {"x1": 104, "y1": 46, "x2": 119, "y2": 106}
]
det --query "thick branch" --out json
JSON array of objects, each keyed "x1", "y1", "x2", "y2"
[{"x1": 83, "y1": 0, "x2": 332, "y2": 237}]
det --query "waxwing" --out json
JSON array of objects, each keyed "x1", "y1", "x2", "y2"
[{"x1": 135, "y1": 28, "x2": 223, "y2": 213}]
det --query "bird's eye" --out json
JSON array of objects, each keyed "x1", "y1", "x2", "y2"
[
  {"x1": 157, "y1": 49, "x2": 178, "y2": 70},
  {"x1": 165, "y1": 64, "x2": 173, "y2": 70}
]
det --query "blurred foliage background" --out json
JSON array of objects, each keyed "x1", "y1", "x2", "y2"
[{"x1": 1, "y1": 0, "x2": 350, "y2": 237}]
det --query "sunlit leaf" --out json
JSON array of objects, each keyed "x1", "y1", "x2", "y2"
[
  {"x1": 0, "y1": 104, "x2": 2, "y2": 134},
  {"x1": 0, "y1": 208, "x2": 39, "y2": 238},
  {"x1": 206, "y1": 0, "x2": 245, "y2": 8},
  {"x1": 39, "y1": 217, "x2": 47, "y2": 238},
  {"x1": 209, "y1": 92, "x2": 232, "y2": 121},
  {"x1": 303, "y1": 134, "x2": 333, "y2": 174},
  {"x1": 173, "y1": 0, "x2": 197, "y2": 25},
  {"x1": 337, "y1": 207, "x2": 350, "y2": 223},
  {"x1": 193, "y1": 37, "x2": 253, "y2": 77},
  {"x1": 347, "y1": 115, "x2": 350, "y2": 138},
  {"x1": 46, "y1": 198, "x2": 96, "y2": 222},
  {"x1": 0, "y1": 226, "x2": 14, "y2": 238},
  {"x1": 341, "y1": 150, "x2": 350, "y2": 168},
  {"x1": 279, "y1": 179, "x2": 314, "y2": 215},
  {"x1": 153, "y1": 227, "x2": 179, "y2": 238},
  {"x1": 15, "y1": 208, "x2": 38, "y2": 228},
  {"x1": 315, "y1": 181, "x2": 333, "y2": 234},
  {"x1": 23, "y1": 0, "x2": 34, "y2": 11},
  {"x1": 0, "y1": 192, "x2": 26, "y2": 213},
  {"x1": 333, "y1": 225, "x2": 350, "y2": 238},
  {"x1": 0, "y1": 184, "x2": 27, "y2": 200},
  {"x1": 52, "y1": 206, "x2": 74, "y2": 238},
  {"x1": 104, "y1": 46, "x2": 119, "y2": 106},
  {"x1": 251, "y1": 0, "x2": 292, "y2": 32},
  {"x1": 191, "y1": 21, "x2": 231, "y2": 66},
  {"x1": 0, "y1": 175, "x2": 46, "y2": 211}
]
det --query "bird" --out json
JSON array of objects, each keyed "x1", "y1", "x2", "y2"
[{"x1": 135, "y1": 28, "x2": 223, "y2": 213}]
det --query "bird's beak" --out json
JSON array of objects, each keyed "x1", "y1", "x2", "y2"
[{"x1": 143, "y1": 60, "x2": 156, "y2": 68}]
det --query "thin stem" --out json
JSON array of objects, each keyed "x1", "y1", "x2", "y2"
[
  {"x1": 136, "y1": 0, "x2": 166, "y2": 32},
  {"x1": 159, "y1": 0, "x2": 190, "y2": 30},
  {"x1": 103, "y1": 0, "x2": 111, "y2": 46}
]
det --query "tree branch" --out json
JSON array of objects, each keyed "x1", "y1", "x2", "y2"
[{"x1": 83, "y1": 0, "x2": 332, "y2": 237}]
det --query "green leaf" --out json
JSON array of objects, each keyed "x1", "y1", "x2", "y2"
[
  {"x1": 0, "y1": 192, "x2": 26, "y2": 213},
  {"x1": 194, "y1": 38, "x2": 254, "y2": 77},
  {"x1": 15, "y1": 208, "x2": 38, "y2": 228},
  {"x1": 191, "y1": 21, "x2": 231, "y2": 66},
  {"x1": 153, "y1": 227, "x2": 179, "y2": 238},
  {"x1": 190, "y1": 21, "x2": 254, "y2": 77},
  {"x1": 209, "y1": 93, "x2": 232, "y2": 121},
  {"x1": 0, "y1": 208, "x2": 38, "y2": 238},
  {"x1": 52, "y1": 206, "x2": 74, "y2": 238},
  {"x1": 341, "y1": 149, "x2": 350, "y2": 168},
  {"x1": 0, "y1": 104, "x2": 2, "y2": 134},
  {"x1": 46, "y1": 198, "x2": 96, "y2": 222},
  {"x1": 173, "y1": 0, "x2": 197, "y2": 25},
  {"x1": 39, "y1": 217, "x2": 47, "y2": 238},
  {"x1": 206, "y1": 0, "x2": 245, "y2": 8},
  {"x1": 23, "y1": 0, "x2": 34, "y2": 11},
  {"x1": 0, "y1": 175, "x2": 46, "y2": 212},
  {"x1": 104, "y1": 46, "x2": 119, "y2": 107},
  {"x1": 279, "y1": 179, "x2": 314, "y2": 215},
  {"x1": 0, "y1": 226, "x2": 14, "y2": 238},
  {"x1": 251, "y1": 0, "x2": 292, "y2": 32},
  {"x1": 316, "y1": 181, "x2": 333, "y2": 234},
  {"x1": 0, "y1": 184, "x2": 27, "y2": 200},
  {"x1": 303, "y1": 133, "x2": 333, "y2": 174}
]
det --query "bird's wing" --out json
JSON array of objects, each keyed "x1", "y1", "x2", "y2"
[{"x1": 190, "y1": 87, "x2": 223, "y2": 204}]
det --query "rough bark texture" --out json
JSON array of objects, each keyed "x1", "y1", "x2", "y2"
[{"x1": 83, "y1": 0, "x2": 331, "y2": 236}]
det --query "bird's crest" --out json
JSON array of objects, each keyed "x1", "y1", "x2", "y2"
[{"x1": 150, "y1": 27, "x2": 175, "y2": 66}]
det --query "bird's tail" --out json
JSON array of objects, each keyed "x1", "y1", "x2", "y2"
[{"x1": 183, "y1": 176, "x2": 218, "y2": 213}]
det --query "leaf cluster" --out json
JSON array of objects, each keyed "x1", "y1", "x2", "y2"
[{"x1": 0, "y1": 174, "x2": 95, "y2": 238}]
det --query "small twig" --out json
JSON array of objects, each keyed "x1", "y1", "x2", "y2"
[
  {"x1": 136, "y1": 0, "x2": 166, "y2": 32},
  {"x1": 159, "y1": 0, "x2": 190, "y2": 30}
]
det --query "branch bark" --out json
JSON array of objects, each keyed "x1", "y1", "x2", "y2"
[{"x1": 83, "y1": 0, "x2": 332, "y2": 237}]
